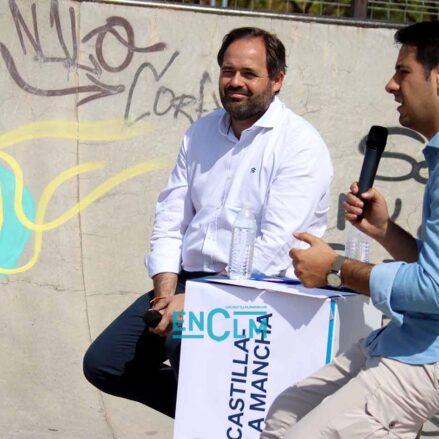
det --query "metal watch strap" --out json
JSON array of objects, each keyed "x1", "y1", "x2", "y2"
[{"x1": 331, "y1": 255, "x2": 346, "y2": 273}]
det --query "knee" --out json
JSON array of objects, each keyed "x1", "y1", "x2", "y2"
[
  {"x1": 83, "y1": 344, "x2": 98, "y2": 385},
  {"x1": 83, "y1": 342, "x2": 108, "y2": 390},
  {"x1": 262, "y1": 386, "x2": 303, "y2": 438}
]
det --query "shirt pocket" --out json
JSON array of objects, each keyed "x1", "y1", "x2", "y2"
[{"x1": 365, "y1": 385, "x2": 424, "y2": 438}]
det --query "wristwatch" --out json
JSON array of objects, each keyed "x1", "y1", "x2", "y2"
[{"x1": 326, "y1": 255, "x2": 346, "y2": 288}]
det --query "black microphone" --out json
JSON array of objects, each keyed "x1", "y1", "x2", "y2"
[
  {"x1": 143, "y1": 309, "x2": 163, "y2": 328},
  {"x1": 358, "y1": 126, "x2": 388, "y2": 196}
]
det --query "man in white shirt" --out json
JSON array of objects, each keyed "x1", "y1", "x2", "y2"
[{"x1": 83, "y1": 27, "x2": 333, "y2": 418}]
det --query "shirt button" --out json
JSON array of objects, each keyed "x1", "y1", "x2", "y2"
[{"x1": 388, "y1": 421, "x2": 397, "y2": 429}]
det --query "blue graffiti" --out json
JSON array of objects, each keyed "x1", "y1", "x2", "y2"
[{"x1": 0, "y1": 165, "x2": 35, "y2": 277}]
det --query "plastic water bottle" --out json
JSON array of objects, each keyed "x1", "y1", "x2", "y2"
[
  {"x1": 228, "y1": 206, "x2": 257, "y2": 280},
  {"x1": 345, "y1": 223, "x2": 370, "y2": 263}
]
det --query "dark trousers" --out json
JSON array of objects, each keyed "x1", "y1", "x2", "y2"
[{"x1": 83, "y1": 271, "x2": 210, "y2": 418}]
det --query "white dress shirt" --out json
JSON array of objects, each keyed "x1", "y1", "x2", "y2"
[{"x1": 147, "y1": 97, "x2": 333, "y2": 277}]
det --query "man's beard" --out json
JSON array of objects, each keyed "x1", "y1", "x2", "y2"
[{"x1": 220, "y1": 86, "x2": 274, "y2": 121}]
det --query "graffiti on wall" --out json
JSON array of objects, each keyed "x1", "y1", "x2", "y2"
[
  {"x1": 0, "y1": 0, "x2": 428, "y2": 275},
  {"x1": 0, "y1": 120, "x2": 167, "y2": 276},
  {"x1": 1, "y1": 0, "x2": 221, "y2": 122},
  {"x1": 0, "y1": 0, "x2": 223, "y2": 275}
]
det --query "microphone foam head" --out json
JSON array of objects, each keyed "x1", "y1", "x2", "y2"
[{"x1": 366, "y1": 126, "x2": 388, "y2": 152}]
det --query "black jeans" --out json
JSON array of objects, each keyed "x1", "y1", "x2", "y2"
[{"x1": 83, "y1": 271, "x2": 210, "y2": 418}]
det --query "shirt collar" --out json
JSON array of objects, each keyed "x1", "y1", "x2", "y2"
[
  {"x1": 219, "y1": 96, "x2": 284, "y2": 137},
  {"x1": 423, "y1": 131, "x2": 439, "y2": 174},
  {"x1": 428, "y1": 132, "x2": 439, "y2": 148},
  {"x1": 251, "y1": 96, "x2": 284, "y2": 129}
]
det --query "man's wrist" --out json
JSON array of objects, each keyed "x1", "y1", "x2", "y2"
[
  {"x1": 153, "y1": 291, "x2": 174, "y2": 298},
  {"x1": 326, "y1": 255, "x2": 346, "y2": 288},
  {"x1": 340, "y1": 258, "x2": 373, "y2": 296},
  {"x1": 152, "y1": 272, "x2": 178, "y2": 297},
  {"x1": 374, "y1": 218, "x2": 394, "y2": 246}
]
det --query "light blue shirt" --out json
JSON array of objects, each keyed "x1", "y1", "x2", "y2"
[{"x1": 367, "y1": 132, "x2": 439, "y2": 364}]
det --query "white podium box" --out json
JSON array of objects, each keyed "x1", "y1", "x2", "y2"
[{"x1": 174, "y1": 278, "x2": 382, "y2": 439}]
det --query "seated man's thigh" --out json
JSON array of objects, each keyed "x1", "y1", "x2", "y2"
[
  {"x1": 285, "y1": 356, "x2": 439, "y2": 439},
  {"x1": 263, "y1": 339, "x2": 368, "y2": 439}
]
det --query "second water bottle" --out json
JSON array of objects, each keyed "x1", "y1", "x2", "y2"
[
  {"x1": 228, "y1": 206, "x2": 257, "y2": 280},
  {"x1": 345, "y1": 223, "x2": 370, "y2": 263}
]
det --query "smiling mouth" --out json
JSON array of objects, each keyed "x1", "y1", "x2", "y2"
[
  {"x1": 225, "y1": 88, "x2": 250, "y2": 98},
  {"x1": 227, "y1": 94, "x2": 248, "y2": 102}
]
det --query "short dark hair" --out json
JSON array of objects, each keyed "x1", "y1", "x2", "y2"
[
  {"x1": 217, "y1": 27, "x2": 287, "y2": 79},
  {"x1": 395, "y1": 21, "x2": 439, "y2": 77}
]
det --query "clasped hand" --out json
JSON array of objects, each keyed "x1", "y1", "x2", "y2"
[{"x1": 149, "y1": 294, "x2": 185, "y2": 337}]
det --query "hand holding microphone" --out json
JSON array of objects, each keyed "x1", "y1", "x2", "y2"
[
  {"x1": 345, "y1": 126, "x2": 390, "y2": 240},
  {"x1": 143, "y1": 309, "x2": 163, "y2": 328},
  {"x1": 143, "y1": 296, "x2": 166, "y2": 329},
  {"x1": 357, "y1": 125, "x2": 388, "y2": 197},
  {"x1": 143, "y1": 294, "x2": 185, "y2": 337}
]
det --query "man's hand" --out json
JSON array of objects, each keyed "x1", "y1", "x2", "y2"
[
  {"x1": 344, "y1": 182, "x2": 390, "y2": 243},
  {"x1": 150, "y1": 294, "x2": 185, "y2": 337},
  {"x1": 149, "y1": 272, "x2": 181, "y2": 337},
  {"x1": 290, "y1": 232, "x2": 337, "y2": 288},
  {"x1": 345, "y1": 182, "x2": 418, "y2": 262}
]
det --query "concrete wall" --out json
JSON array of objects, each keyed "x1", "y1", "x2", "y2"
[{"x1": 0, "y1": 0, "x2": 427, "y2": 437}]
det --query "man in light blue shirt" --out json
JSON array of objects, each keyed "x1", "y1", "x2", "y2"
[{"x1": 263, "y1": 21, "x2": 439, "y2": 439}]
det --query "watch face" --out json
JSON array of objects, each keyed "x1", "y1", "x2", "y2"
[{"x1": 327, "y1": 272, "x2": 342, "y2": 288}]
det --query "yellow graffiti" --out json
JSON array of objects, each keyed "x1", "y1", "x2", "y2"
[
  {"x1": 0, "y1": 119, "x2": 168, "y2": 274},
  {"x1": 0, "y1": 119, "x2": 150, "y2": 150}
]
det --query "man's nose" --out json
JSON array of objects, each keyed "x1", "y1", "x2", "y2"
[
  {"x1": 385, "y1": 75, "x2": 399, "y2": 94},
  {"x1": 229, "y1": 72, "x2": 245, "y2": 87}
]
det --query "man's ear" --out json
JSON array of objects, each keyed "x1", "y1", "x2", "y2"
[{"x1": 272, "y1": 71, "x2": 285, "y2": 94}]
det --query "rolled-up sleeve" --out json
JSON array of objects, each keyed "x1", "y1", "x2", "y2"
[
  {"x1": 370, "y1": 262, "x2": 405, "y2": 325},
  {"x1": 389, "y1": 260, "x2": 439, "y2": 315},
  {"x1": 369, "y1": 155, "x2": 439, "y2": 324}
]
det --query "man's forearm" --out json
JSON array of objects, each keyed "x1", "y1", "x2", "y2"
[
  {"x1": 152, "y1": 272, "x2": 178, "y2": 297},
  {"x1": 341, "y1": 221, "x2": 417, "y2": 297},
  {"x1": 378, "y1": 220, "x2": 418, "y2": 262},
  {"x1": 341, "y1": 259, "x2": 373, "y2": 296}
]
